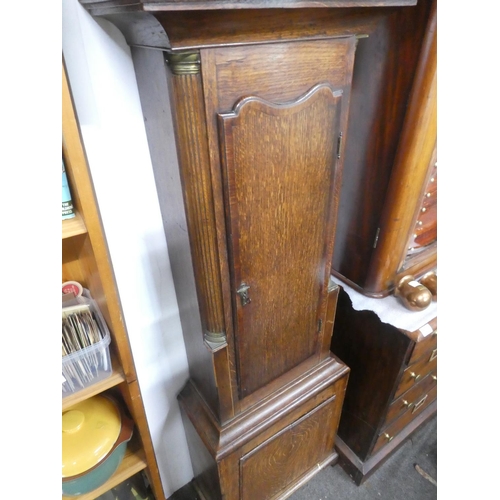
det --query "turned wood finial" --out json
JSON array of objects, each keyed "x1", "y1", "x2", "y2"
[{"x1": 419, "y1": 271, "x2": 437, "y2": 300}]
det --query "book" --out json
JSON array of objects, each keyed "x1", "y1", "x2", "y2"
[{"x1": 62, "y1": 159, "x2": 76, "y2": 220}]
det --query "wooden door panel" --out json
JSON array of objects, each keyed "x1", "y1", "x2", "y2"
[
  {"x1": 240, "y1": 395, "x2": 339, "y2": 500},
  {"x1": 219, "y1": 84, "x2": 343, "y2": 397},
  {"x1": 211, "y1": 38, "x2": 355, "y2": 110}
]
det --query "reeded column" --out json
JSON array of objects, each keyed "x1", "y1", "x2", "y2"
[
  {"x1": 165, "y1": 51, "x2": 237, "y2": 421},
  {"x1": 165, "y1": 51, "x2": 227, "y2": 347}
]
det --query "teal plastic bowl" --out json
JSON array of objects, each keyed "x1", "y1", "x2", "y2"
[{"x1": 62, "y1": 402, "x2": 133, "y2": 497}]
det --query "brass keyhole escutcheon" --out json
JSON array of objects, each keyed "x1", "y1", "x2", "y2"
[{"x1": 237, "y1": 282, "x2": 251, "y2": 307}]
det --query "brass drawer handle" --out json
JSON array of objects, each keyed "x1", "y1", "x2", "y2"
[
  {"x1": 412, "y1": 394, "x2": 428, "y2": 414},
  {"x1": 431, "y1": 375, "x2": 437, "y2": 382},
  {"x1": 429, "y1": 348, "x2": 437, "y2": 362},
  {"x1": 384, "y1": 433, "x2": 394, "y2": 442},
  {"x1": 410, "y1": 372, "x2": 421, "y2": 382},
  {"x1": 402, "y1": 399, "x2": 413, "y2": 408}
]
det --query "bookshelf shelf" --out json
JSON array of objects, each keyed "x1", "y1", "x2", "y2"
[
  {"x1": 62, "y1": 59, "x2": 165, "y2": 500},
  {"x1": 62, "y1": 353, "x2": 126, "y2": 411},
  {"x1": 62, "y1": 211, "x2": 87, "y2": 239}
]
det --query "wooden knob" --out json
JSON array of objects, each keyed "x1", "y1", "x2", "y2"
[{"x1": 394, "y1": 275, "x2": 432, "y2": 311}]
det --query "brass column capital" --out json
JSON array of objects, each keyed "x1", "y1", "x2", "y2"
[{"x1": 165, "y1": 51, "x2": 201, "y2": 75}]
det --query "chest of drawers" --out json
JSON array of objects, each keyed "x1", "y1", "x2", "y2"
[{"x1": 330, "y1": 282, "x2": 437, "y2": 485}]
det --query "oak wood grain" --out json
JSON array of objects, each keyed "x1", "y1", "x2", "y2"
[
  {"x1": 166, "y1": 63, "x2": 241, "y2": 422},
  {"x1": 200, "y1": 37, "x2": 356, "y2": 410},
  {"x1": 240, "y1": 395, "x2": 339, "y2": 500},
  {"x1": 209, "y1": 38, "x2": 356, "y2": 110},
  {"x1": 170, "y1": 74, "x2": 226, "y2": 336},
  {"x1": 178, "y1": 357, "x2": 348, "y2": 499},
  {"x1": 218, "y1": 85, "x2": 343, "y2": 397}
]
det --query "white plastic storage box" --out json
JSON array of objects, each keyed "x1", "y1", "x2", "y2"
[{"x1": 62, "y1": 290, "x2": 112, "y2": 397}]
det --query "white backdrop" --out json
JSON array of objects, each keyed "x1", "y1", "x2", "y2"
[{"x1": 62, "y1": 0, "x2": 194, "y2": 496}]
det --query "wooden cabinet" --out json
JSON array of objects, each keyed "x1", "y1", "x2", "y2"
[
  {"x1": 330, "y1": 282, "x2": 437, "y2": 485},
  {"x1": 62, "y1": 61, "x2": 165, "y2": 500},
  {"x1": 331, "y1": 0, "x2": 437, "y2": 298}
]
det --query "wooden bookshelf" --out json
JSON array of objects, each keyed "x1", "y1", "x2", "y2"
[{"x1": 62, "y1": 59, "x2": 165, "y2": 500}]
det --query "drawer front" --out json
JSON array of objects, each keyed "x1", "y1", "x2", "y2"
[
  {"x1": 240, "y1": 394, "x2": 340, "y2": 500},
  {"x1": 394, "y1": 354, "x2": 437, "y2": 400},
  {"x1": 408, "y1": 329, "x2": 437, "y2": 366},
  {"x1": 372, "y1": 385, "x2": 437, "y2": 456},
  {"x1": 385, "y1": 372, "x2": 437, "y2": 426}
]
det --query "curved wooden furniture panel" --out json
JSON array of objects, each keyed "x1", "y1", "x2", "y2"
[{"x1": 219, "y1": 85, "x2": 343, "y2": 397}]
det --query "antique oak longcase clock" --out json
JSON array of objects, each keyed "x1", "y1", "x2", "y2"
[
  {"x1": 167, "y1": 37, "x2": 355, "y2": 500},
  {"x1": 75, "y1": 2, "x2": 420, "y2": 498}
]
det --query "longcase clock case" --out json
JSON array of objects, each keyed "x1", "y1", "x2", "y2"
[
  {"x1": 75, "y1": 1, "x2": 425, "y2": 498},
  {"x1": 165, "y1": 38, "x2": 356, "y2": 500}
]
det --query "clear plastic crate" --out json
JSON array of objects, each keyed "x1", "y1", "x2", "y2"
[{"x1": 62, "y1": 290, "x2": 112, "y2": 397}]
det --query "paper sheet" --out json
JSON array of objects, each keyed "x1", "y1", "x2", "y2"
[{"x1": 331, "y1": 276, "x2": 437, "y2": 332}]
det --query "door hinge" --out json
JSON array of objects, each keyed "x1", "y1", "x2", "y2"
[
  {"x1": 318, "y1": 319, "x2": 323, "y2": 332},
  {"x1": 336, "y1": 132, "x2": 343, "y2": 159},
  {"x1": 373, "y1": 227, "x2": 381, "y2": 248}
]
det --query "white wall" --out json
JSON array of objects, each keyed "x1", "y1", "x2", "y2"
[{"x1": 62, "y1": 0, "x2": 194, "y2": 496}]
